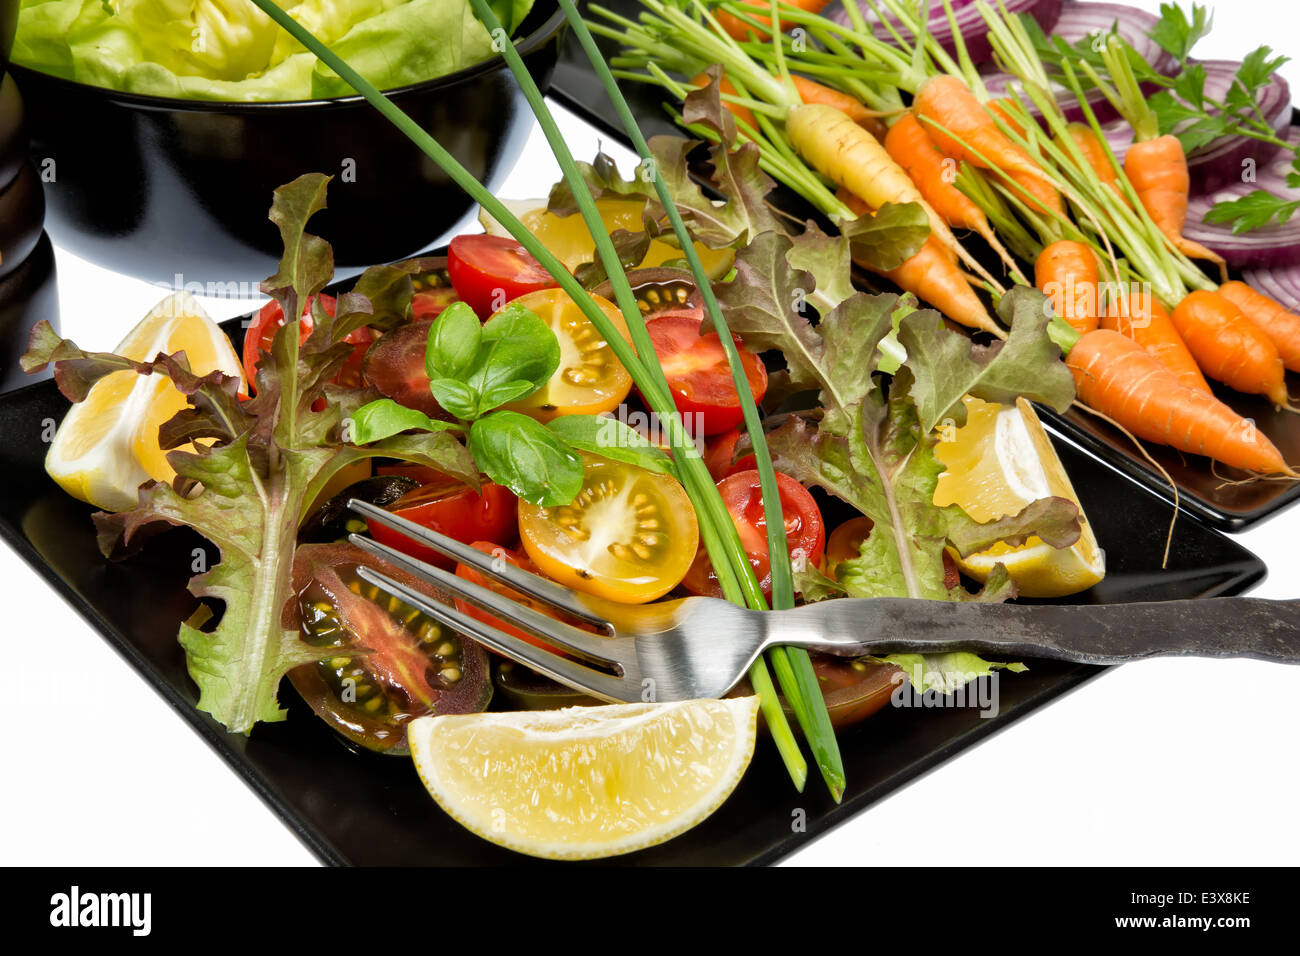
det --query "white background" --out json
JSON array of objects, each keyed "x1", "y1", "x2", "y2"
[{"x1": 2, "y1": 0, "x2": 1297, "y2": 867}]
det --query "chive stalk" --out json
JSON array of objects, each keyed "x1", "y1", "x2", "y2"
[{"x1": 557, "y1": 0, "x2": 844, "y2": 799}]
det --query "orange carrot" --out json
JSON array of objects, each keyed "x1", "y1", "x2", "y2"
[
  {"x1": 986, "y1": 98, "x2": 1028, "y2": 140},
  {"x1": 1217, "y1": 281, "x2": 1300, "y2": 374},
  {"x1": 789, "y1": 103, "x2": 1002, "y2": 295},
  {"x1": 1068, "y1": 330, "x2": 1293, "y2": 474},
  {"x1": 692, "y1": 71, "x2": 884, "y2": 138},
  {"x1": 789, "y1": 75, "x2": 879, "y2": 131},
  {"x1": 716, "y1": 0, "x2": 831, "y2": 40},
  {"x1": 1124, "y1": 136, "x2": 1225, "y2": 269},
  {"x1": 839, "y1": 189, "x2": 996, "y2": 335},
  {"x1": 914, "y1": 76, "x2": 1062, "y2": 219},
  {"x1": 1061, "y1": 123, "x2": 1118, "y2": 189},
  {"x1": 690, "y1": 71, "x2": 756, "y2": 131},
  {"x1": 1170, "y1": 290, "x2": 1289, "y2": 406},
  {"x1": 1034, "y1": 240, "x2": 1101, "y2": 334},
  {"x1": 1101, "y1": 288, "x2": 1210, "y2": 393},
  {"x1": 883, "y1": 113, "x2": 984, "y2": 230}
]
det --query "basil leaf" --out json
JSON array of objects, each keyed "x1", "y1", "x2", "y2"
[
  {"x1": 478, "y1": 379, "x2": 538, "y2": 411},
  {"x1": 428, "y1": 378, "x2": 480, "y2": 421},
  {"x1": 465, "y1": 303, "x2": 561, "y2": 415},
  {"x1": 546, "y1": 414, "x2": 675, "y2": 476},
  {"x1": 469, "y1": 411, "x2": 584, "y2": 506},
  {"x1": 349, "y1": 399, "x2": 459, "y2": 444},
  {"x1": 426, "y1": 301, "x2": 482, "y2": 382}
]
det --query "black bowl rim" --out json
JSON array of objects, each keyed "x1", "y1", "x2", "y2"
[{"x1": 6, "y1": 0, "x2": 566, "y2": 113}]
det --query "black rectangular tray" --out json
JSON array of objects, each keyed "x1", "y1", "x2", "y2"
[
  {"x1": 547, "y1": 0, "x2": 1300, "y2": 531},
  {"x1": 0, "y1": 313, "x2": 1266, "y2": 864}
]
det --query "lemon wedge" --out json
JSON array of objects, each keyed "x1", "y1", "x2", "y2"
[
  {"x1": 408, "y1": 697, "x2": 760, "y2": 860},
  {"x1": 480, "y1": 197, "x2": 734, "y2": 278},
  {"x1": 933, "y1": 395, "x2": 1104, "y2": 598},
  {"x1": 45, "y1": 292, "x2": 245, "y2": 511}
]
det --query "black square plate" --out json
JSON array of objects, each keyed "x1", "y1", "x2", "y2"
[
  {"x1": 547, "y1": 0, "x2": 1300, "y2": 531},
  {"x1": 0, "y1": 315, "x2": 1265, "y2": 864}
]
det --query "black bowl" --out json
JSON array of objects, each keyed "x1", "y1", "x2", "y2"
[
  {"x1": 1, "y1": 0, "x2": 15, "y2": 76},
  {"x1": 10, "y1": 1, "x2": 567, "y2": 288}
]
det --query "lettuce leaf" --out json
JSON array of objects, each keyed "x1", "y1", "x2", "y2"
[
  {"x1": 722, "y1": 236, "x2": 1081, "y2": 603},
  {"x1": 13, "y1": 0, "x2": 534, "y2": 101},
  {"x1": 22, "y1": 174, "x2": 476, "y2": 733}
]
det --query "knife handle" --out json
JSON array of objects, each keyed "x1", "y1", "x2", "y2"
[{"x1": 777, "y1": 597, "x2": 1300, "y2": 665}]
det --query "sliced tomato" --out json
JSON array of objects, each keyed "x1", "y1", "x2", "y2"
[
  {"x1": 826, "y1": 516, "x2": 961, "y2": 589},
  {"x1": 360, "y1": 319, "x2": 447, "y2": 419},
  {"x1": 287, "y1": 543, "x2": 492, "y2": 755},
  {"x1": 412, "y1": 286, "x2": 460, "y2": 320},
  {"x1": 447, "y1": 234, "x2": 560, "y2": 319},
  {"x1": 682, "y1": 469, "x2": 825, "y2": 600},
  {"x1": 502, "y1": 288, "x2": 635, "y2": 422},
  {"x1": 518, "y1": 453, "x2": 699, "y2": 603},
  {"x1": 646, "y1": 313, "x2": 767, "y2": 437},
  {"x1": 454, "y1": 542, "x2": 586, "y2": 654},
  {"x1": 807, "y1": 654, "x2": 905, "y2": 729},
  {"x1": 702, "y1": 428, "x2": 759, "y2": 481},
  {"x1": 243, "y1": 294, "x2": 365, "y2": 386},
  {"x1": 365, "y1": 480, "x2": 519, "y2": 570}
]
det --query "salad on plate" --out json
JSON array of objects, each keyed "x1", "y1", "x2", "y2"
[{"x1": 20, "y1": 0, "x2": 1297, "y2": 861}]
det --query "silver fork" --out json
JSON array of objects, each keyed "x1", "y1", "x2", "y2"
[{"x1": 346, "y1": 499, "x2": 1300, "y2": 702}]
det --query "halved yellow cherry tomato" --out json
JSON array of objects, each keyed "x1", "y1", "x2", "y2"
[
  {"x1": 517, "y1": 454, "x2": 699, "y2": 603},
  {"x1": 521, "y1": 198, "x2": 734, "y2": 279},
  {"x1": 502, "y1": 288, "x2": 635, "y2": 422}
]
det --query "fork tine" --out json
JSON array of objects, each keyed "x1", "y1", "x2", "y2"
[
  {"x1": 355, "y1": 566, "x2": 634, "y2": 703},
  {"x1": 348, "y1": 533, "x2": 629, "y2": 666},
  {"x1": 347, "y1": 498, "x2": 611, "y2": 630}
]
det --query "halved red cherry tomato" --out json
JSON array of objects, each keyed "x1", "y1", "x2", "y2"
[
  {"x1": 242, "y1": 294, "x2": 376, "y2": 390},
  {"x1": 826, "y1": 516, "x2": 961, "y2": 590},
  {"x1": 682, "y1": 469, "x2": 825, "y2": 599},
  {"x1": 702, "y1": 428, "x2": 758, "y2": 481},
  {"x1": 454, "y1": 541, "x2": 589, "y2": 654},
  {"x1": 805, "y1": 654, "x2": 904, "y2": 729},
  {"x1": 447, "y1": 234, "x2": 560, "y2": 319},
  {"x1": 365, "y1": 480, "x2": 518, "y2": 570},
  {"x1": 646, "y1": 313, "x2": 767, "y2": 437},
  {"x1": 412, "y1": 286, "x2": 460, "y2": 320}
]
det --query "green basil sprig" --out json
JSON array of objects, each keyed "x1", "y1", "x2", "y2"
[{"x1": 350, "y1": 301, "x2": 672, "y2": 507}]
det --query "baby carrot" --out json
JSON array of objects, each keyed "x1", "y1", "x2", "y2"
[
  {"x1": 1061, "y1": 122, "x2": 1118, "y2": 189},
  {"x1": 914, "y1": 76, "x2": 1062, "y2": 219},
  {"x1": 1101, "y1": 287, "x2": 1210, "y2": 394},
  {"x1": 1171, "y1": 290, "x2": 1289, "y2": 406},
  {"x1": 884, "y1": 111, "x2": 1012, "y2": 263},
  {"x1": 838, "y1": 189, "x2": 997, "y2": 335},
  {"x1": 1124, "y1": 136, "x2": 1225, "y2": 270},
  {"x1": 789, "y1": 75, "x2": 879, "y2": 131},
  {"x1": 1034, "y1": 240, "x2": 1101, "y2": 334},
  {"x1": 1217, "y1": 281, "x2": 1300, "y2": 375},
  {"x1": 1068, "y1": 330, "x2": 1293, "y2": 474},
  {"x1": 717, "y1": 0, "x2": 831, "y2": 40},
  {"x1": 787, "y1": 102, "x2": 1000, "y2": 291}
]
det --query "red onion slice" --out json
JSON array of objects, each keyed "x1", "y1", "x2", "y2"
[
  {"x1": 1182, "y1": 60, "x2": 1292, "y2": 194},
  {"x1": 1183, "y1": 127, "x2": 1300, "y2": 269},
  {"x1": 828, "y1": 0, "x2": 1062, "y2": 66},
  {"x1": 1241, "y1": 266, "x2": 1300, "y2": 311}
]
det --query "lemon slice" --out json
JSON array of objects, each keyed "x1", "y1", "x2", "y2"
[
  {"x1": 933, "y1": 395, "x2": 1104, "y2": 598},
  {"x1": 408, "y1": 696, "x2": 760, "y2": 860},
  {"x1": 45, "y1": 292, "x2": 245, "y2": 511},
  {"x1": 480, "y1": 197, "x2": 735, "y2": 278}
]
